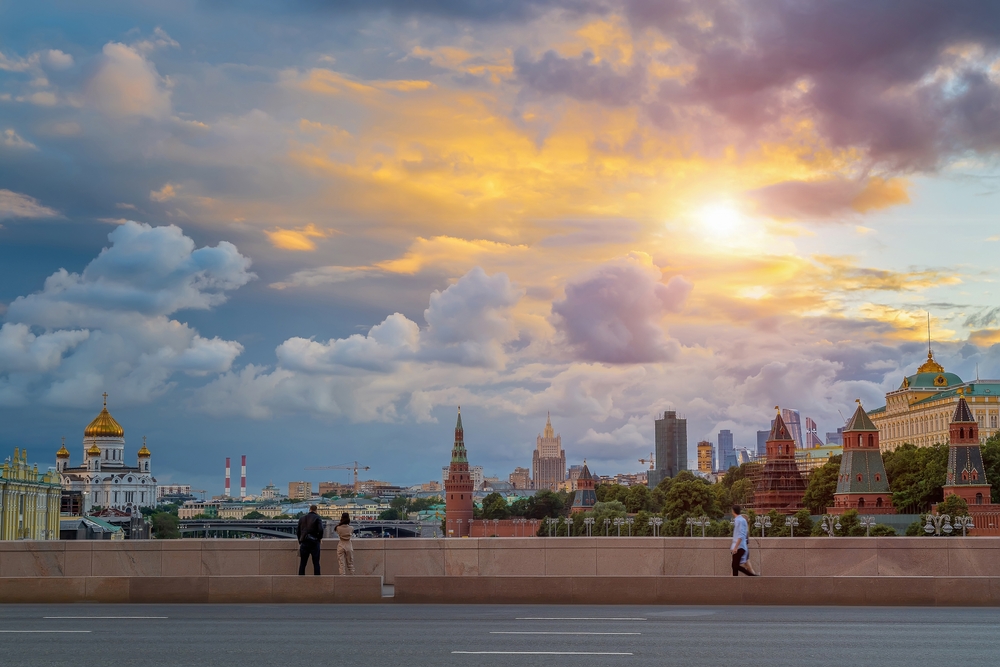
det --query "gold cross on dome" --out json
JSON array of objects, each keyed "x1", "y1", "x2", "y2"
[{"x1": 102, "y1": 392, "x2": 108, "y2": 406}]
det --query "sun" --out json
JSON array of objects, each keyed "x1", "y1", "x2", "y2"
[{"x1": 697, "y1": 203, "x2": 745, "y2": 236}]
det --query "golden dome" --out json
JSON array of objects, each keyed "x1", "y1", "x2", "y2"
[
  {"x1": 84, "y1": 393, "x2": 124, "y2": 438},
  {"x1": 56, "y1": 444, "x2": 70, "y2": 458},
  {"x1": 917, "y1": 350, "x2": 944, "y2": 374},
  {"x1": 137, "y1": 436, "x2": 150, "y2": 458},
  {"x1": 87, "y1": 443, "x2": 102, "y2": 456}
]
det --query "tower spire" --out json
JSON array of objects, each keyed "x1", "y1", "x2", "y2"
[{"x1": 927, "y1": 312, "x2": 932, "y2": 356}]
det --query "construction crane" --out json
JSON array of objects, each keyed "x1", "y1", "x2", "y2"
[
  {"x1": 304, "y1": 461, "x2": 370, "y2": 493},
  {"x1": 190, "y1": 490, "x2": 207, "y2": 501},
  {"x1": 638, "y1": 453, "x2": 655, "y2": 470}
]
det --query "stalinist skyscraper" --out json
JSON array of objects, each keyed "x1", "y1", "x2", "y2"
[{"x1": 532, "y1": 412, "x2": 566, "y2": 491}]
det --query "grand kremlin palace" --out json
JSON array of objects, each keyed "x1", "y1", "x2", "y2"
[{"x1": 871, "y1": 350, "x2": 1000, "y2": 450}]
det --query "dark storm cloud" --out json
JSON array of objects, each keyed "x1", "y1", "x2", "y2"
[{"x1": 509, "y1": 0, "x2": 1000, "y2": 171}]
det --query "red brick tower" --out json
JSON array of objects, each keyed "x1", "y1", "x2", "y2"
[
  {"x1": 445, "y1": 407, "x2": 474, "y2": 537},
  {"x1": 830, "y1": 400, "x2": 894, "y2": 514},
  {"x1": 943, "y1": 390, "x2": 992, "y2": 506},
  {"x1": 750, "y1": 407, "x2": 807, "y2": 513}
]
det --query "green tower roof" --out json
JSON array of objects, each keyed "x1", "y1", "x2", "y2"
[{"x1": 845, "y1": 403, "x2": 878, "y2": 432}]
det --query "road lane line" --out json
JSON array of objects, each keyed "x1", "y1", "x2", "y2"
[
  {"x1": 0, "y1": 630, "x2": 92, "y2": 633},
  {"x1": 516, "y1": 617, "x2": 646, "y2": 621},
  {"x1": 454, "y1": 651, "x2": 632, "y2": 656},
  {"x1": 44, "y1": 616, "x2": 168, "y2": 619},
  {"x1": 491, "y1": 631, "x2": 641, "y2": 635}
]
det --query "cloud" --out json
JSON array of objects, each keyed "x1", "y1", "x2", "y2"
[
  {"x1": 552, "y1": 254, "x2": 691, "y2": 363},
  {"x1": 630, "y1": 0, "x2": 1000, "y2": 170},
  {"x1": 0, "y1": 221, "x2": 252, "y2": 406},
  {"x1": 150, "y1": 183, "x2": 177, "y2": 202},
  {"x1": 1, "y1": 129, "x2": 37, "y2": 150},
  {"x1": 750, "y1": 177, "x2": 910, "y2": 220},
  {"x1": 133, "y1": 27, "x2": 180, "y2": 54},
  {"x1": 86, "y1": 42, "x2": 171, "y2": 119},
  {"x1": 278, "y1": 313, "x2": 420, "y2": 372},
  {"x1": 514, "y1": 49, "x2": 647, "y2": 106},
  {"x1": 0, "y1": 190, "x2": 59, "y2": 219},
  {"x1": 0, "y1": 324, "x2": 89, "y2": 373},
  {"x1": 196, "y1": 267, "x2": 524, "y2": 420},
  {"x1": 9, "y1": 221, "x2": 254, "y2": 325},
  {"x1": 264, "y1": 224, "x2": 336, "y2": 251},
  {"x1": 421, "y1": 267, "x2": 524, "y2": 367}
]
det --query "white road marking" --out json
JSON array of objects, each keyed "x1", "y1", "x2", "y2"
[
  {"x1": 516, "y1": 617, "x2": 646, "y2": 621},
  {"x1": 0, "y1": 630, "x2": 92, "y2": 633},
  {"x1": 454, "y1": 651, "x2": 632, "y2": 655},
  {"x1": 491, "y1": 631, "x2": 641, "y2": 635},
  {"x1": 44, "y1": 616, "x2": 168, "y2": 619}
]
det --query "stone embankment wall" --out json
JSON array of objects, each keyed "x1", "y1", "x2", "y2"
[{"x1": 0, "y1": 537, "x2": 997, "y2": 581}]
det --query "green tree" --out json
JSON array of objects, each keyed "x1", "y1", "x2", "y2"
[
  {"x1": 243, "y1": 510, "x2": 265, "y2": 520},
  {"x1": 883, "y1": 443, "x2": 949, "y2": 513},
  {"x1": 937, "y1": 493, "x2": 969, "y2": 517},
  {"x1": 378, "y1": 508, "x2": 402, "y2": 520},
  {"x1": 481, "y1": 492, "x2": 510, "y2": 519},
  {"x1": 663, "y1": 477, "x2": 721, "y2": 519},
  {"x1": 529, "y1": 489, "x2": 567, "y2": 519},
  {"x1": 802, "y1": 455, "x2": 841, "y2": 514},
  {"x1": 151, "y1": 512, "x2": 180, "y2": 539},
  {"x1": 980, "y1": 433, "x2": 1000, "y2": 502},
  {"x1": 625, "y1": 484, "x2": 652, "y2": 513}
]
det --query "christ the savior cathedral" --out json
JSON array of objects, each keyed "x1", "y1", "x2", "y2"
[{"x1": 57, "y1": 394, "x2": 157, "y2": 514}]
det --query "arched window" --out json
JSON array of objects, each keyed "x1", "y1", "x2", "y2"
[
  {"x1": 875, "y1": 474, "x2": 881, "y2": 483},
  {"x1": 976, "y1": 493, "x2": 984, "y2": 505},
  {"x1": 876, "y1": 497, "x2": 883, "y2": 508},
  {"x1": 858, "y1": 498, "x2": 865, "y2": 508},
  {"x1": 960, "y1": 427, "x2": 965, "y2": 439},
  {"x1": 962, "y1": 470, "x2": 969, "y2": 481},
  {"x1": 857, "y1": 473, "x2": 863, "y2": 483},
  {"x1": 868, "y1": 434, "x2": 875, "y2": 448}
]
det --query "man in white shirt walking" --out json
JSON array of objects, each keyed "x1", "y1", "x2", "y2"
[{"x1": 730, "y1": 505, "x2": 757, "y2": 576}]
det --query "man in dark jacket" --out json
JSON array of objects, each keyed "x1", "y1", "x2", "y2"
[{"x1": 297, "y1": 505, "x2": 325, "y2": 575}]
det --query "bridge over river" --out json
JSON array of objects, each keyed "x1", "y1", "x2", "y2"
[{"x1": 179, "y1": 519, "x2": 432, "y2": 539}]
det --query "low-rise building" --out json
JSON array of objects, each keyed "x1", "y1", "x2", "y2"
[
  {"x1": 318, "y1": 481, "x2": 351, "y2": 497},
  {"x1": 1, "y1": 448, "x2": 62, "y2": 540}
]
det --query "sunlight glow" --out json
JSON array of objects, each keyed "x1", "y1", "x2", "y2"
[{"x1": 698, "y1": 204, "x2": 744, "y2": 236}]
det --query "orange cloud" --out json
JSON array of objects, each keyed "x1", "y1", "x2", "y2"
[{"x1": 264, "y1": 224, "x2": 336, "y2": 251}]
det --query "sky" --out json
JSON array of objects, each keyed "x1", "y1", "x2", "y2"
[{"x1": 3, "y1": 0, "x2": 1000, "y2": 494}]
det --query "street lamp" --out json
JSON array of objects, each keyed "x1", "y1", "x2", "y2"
[
  {"x1": 613, "y1": 517, "x2": 625, "y2": 536},
  {"x1": 784, "y1": 516, "x2": 799, "y2": 537},
  {"x1": 603, "y1": 517, "x2": 611, "y2": 536},
  {"x1": 954, "y1": 515, "x2": 974, "y2": 537},
  {"x1": 545, "y1": 517, "x2": 558, "y2": 537},
  {"x1": 648, "y1": 516, "x2": 664, "y2": 537},
  {"x1": 563, "y1": 516, "x2": 573, "y2": 537},
  {"x1": 583, "y1": 517, "x2": 595, "y2": 537},
  {"x1": 529, "y1": 519, "x2": 538, "y2": 536},
  {"x1": 858, "y1": 515, "x2": 877, "y2": 537},
  {"x1": 924, "y1": 514, "x2": 953, "y2": 536},
  {"x1": 820, "y1": 514, "x2": 841, "y2": 537},
  {"x1": 686, "y1": 515, "x2": 710, "y2": 537},
  {"x1": 753, "y1": 514, "x2": 772, "y2": 538},
  {"x1": 625, "y1": 517, "x2": 635, "y2": 536}
]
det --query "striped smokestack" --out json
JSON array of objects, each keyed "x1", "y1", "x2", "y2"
[
  {"x1": 225, "y1": 457, "x2": 231, "y2": 497},
  {"x1": 240, "y1": 455, "x2": 247, "y2": 498}
]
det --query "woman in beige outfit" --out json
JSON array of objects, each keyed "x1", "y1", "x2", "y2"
[{"x1": 335, "y1": 512, "x2": 355, "y2": 575}]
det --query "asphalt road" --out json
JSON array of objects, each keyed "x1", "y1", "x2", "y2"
[{"x1": 0, "y1": 603, "x2": 993, "y2": 667}]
